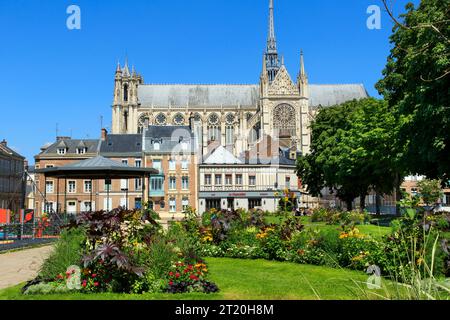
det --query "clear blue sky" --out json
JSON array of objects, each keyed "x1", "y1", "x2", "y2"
[{"x1": 0, "y1": 0, "x2": 418, "y2": 164}]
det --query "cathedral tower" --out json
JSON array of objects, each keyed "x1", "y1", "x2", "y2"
[
  {"x1": 258, "y1": 0, "x2": 310, "y2": 154},
  {"x1": 112, "y1": 60, "x2": 143, "y2": 134}
]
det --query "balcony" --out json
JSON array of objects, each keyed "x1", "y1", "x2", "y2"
[{"x1": 149, "y1": 190, "x2": 165, "y2": 197}]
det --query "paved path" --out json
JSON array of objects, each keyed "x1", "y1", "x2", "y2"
[{"x1": 0, "y1": 246, "x2": 53, "y2": 290}]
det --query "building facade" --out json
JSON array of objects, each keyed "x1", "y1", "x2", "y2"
[
  {"x1": 0, "y1": 139, "x2": 26, "y2": 214},
  {"x1": 143, "y1": 126, "x2": 198, "y2": 218}
]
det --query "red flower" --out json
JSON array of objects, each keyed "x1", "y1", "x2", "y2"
[
  {"x1": 190, "y1": 274, "x2": 198, "y2": 281},
  {"x1": 91, "y1": 274, "x2": 97, "y2": 278},
  {"x1": 169, "y1": 271, "x2": 174, "y2": 276},
  {"x1": 169, "y1": 281, "x2": 173, "y2": 286},
  {"x1": 94, "y1": 282, "x2": 99, "y2": 287},
  {"x1": 82, "y1": 281, "x2": 87, "y2": 288},
  {"x1": 175, "y1": 273, "x2": 180, "y2": 278},
  {"x1": 183, "y1": 269, "x2": 189, "y2": 274}
]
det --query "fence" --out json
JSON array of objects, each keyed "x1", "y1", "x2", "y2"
[{"x1": 0, "y1": 214, "x2": 76, "y2": 241}]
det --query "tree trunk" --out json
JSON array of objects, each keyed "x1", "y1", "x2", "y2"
[
  {"x1": 346, "y1": 199, "x2": 353, "y2": 211},
  {"x1": 375, "y1": 193, "x2": 381, "y2": 216},
  {"x1": 394, "y1": 173, "x2": 402, "y2": 217},
  {"x1": 359, "y1": 195, "x2": 366, "y2": 212}
]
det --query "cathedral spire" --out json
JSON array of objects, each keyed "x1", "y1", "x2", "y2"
[
  {"x1": 298, "y1": 50, "x2": 309, "y2": 98},
  {"x1": 265, "y1": 0, "x2": 280, "y2": 82},
  {"x1": 267, "y1": 0, "x2": 277, "y2": 53}
]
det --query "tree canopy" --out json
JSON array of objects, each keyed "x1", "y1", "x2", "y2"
[
  {"x1": 376, "y1": 0, "x2": 450, "y2": 181},
  {"x1": 296, "y1": 98, "x2": 402, "y2": 211}
]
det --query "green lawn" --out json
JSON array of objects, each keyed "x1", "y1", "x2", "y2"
[{"x1": 0, "y1": 258, "x2": 396, "y2": 300}]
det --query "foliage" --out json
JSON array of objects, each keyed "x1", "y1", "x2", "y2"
[
  {"x1": 296, "y1": 98, "x2": 402, "y2": 210},
  {"x1": 38, "y1": 228, "x2": 86, "y2": 281},
  {"x1": 277, "y1": 189, "x2": 298, "y2": 213},
  {"x1": 310, "y1": 208, "x2": 369, "y2": 226},
  {"x1": 417, "y1": 179, "x2": 444, "y2": 207},
  {"x1": 376, "y1": 0, "x2": 450, "y2": 181}
]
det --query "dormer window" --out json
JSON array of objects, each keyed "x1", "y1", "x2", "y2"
[
  {"x1": 152, "y1": 138, "x2": 162, "y2": 151},
  {"x1": 57, "y1": 148, "x2": 66, "y2": 155},
  {"x1": 77, "y1": 147, "x2": 87, "y2": 154}
]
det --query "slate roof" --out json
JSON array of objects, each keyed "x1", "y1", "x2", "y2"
[
  {"x1": 308, "y1": 84, "x2": 369, "y2": 107},
  {"x1": 144, "y1": 126, "x2": 196, "y2": 153},
  {"x1": 39, "y1": 139, "x2": 100, "y2": 155},
  {"x1": 138, "y1": 83, "x2": 369, "y2": 108},
  {"x1": 138, "y1": 84, "x2": 260, "y2": 107},
  {"x1": 99, "y1": 134, "x2": 143, "y2": 155},
  {"x1": 0, "y1": 143, "x2": 25, "y2": 159}
]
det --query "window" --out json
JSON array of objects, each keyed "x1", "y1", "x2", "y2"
[
  {"x1": 68, "y1": 181, "x2": 76, "y2": 193},
  {"x1": 82, "y1": 201, "x2": 92, "y2": 212},
  {"x1": 182, "y1": 177, "x2": 189, "y2": 189},
  {"x1": 249, "y1": 198, "x2": 262, "y2": 209},
  {"x1": 46, "y1": 181, "x2": 54, "y2": 194},
  {"x1": 169, "y1": 159, "x2": 176, "y2": 171},
  {"x1": 249, "y1": 176, "x2": 256, "y2": 186},
  {"x1": 104, "y1": 179, "x2": 112, "y2": 191},
  {"x1": 135, "y1": 178, "x2": 142, "y2": 191},
  {"x1": 45, "y1": 165, "x2": 54, "y2": 168},
  {"x1": 57, "y1": 148, "x2": 66, "y2": 155},
  {"x1": 84, "y1": 180, "x2": 92, "y2": 193},
  {"x1": 124, "y1": 84, "x2": 129, "y2": 102},
  {"x1": 285, "y1": 177, "x2": 291, "y2": 189},
  {"x1": 151, "y1": 178, "x2": 163, "y2": 191},
  {"x1": 122, "y1": 159, "x2": 128, "y2": 165},
  {"x1": 226, "y1": 127, "x2": 233, "y2": 145},
  {"x1": 225, "y1": 175, "x2": 232, "y2": 186},
  {"x1": 444, "y1": 194, "x2": 450, "y2": 207},
  {"x1": 135, "y1": 159, "x2": 142, "y2": 168},
  {"x1": 77, "y1": 148, "x2": 86, "y2": 154},
  {"x1": 205, "y1": 174, "x2": 212, "y2": 185},
  {"x1": 170, "y1": 198, "x2": 176, "y2": 212},
  {"x1": 182, "y1": 197, "x2": 189, "y2": 211},
  {"x1": 147, "y1": 200, "x2": 153, "y2": 210},
  {"x1": 181, "y1": 159, "x2": 188, "y2": 170},
  {"x1": 215, "y1": 174, "x2": 222, "y2": 186},
  {"x1": 169, "y1": 177, "x2": 176, "y2": 190},
  {"x1": 152, "y1": 160, "x2": 162, "y2": 171},
  {"x1": 236, "y1": 174, "x2": 243, "y2": 185},
  {"x1": 121, "y1": 179, "x2": 128, "y2": 190},
  {"x1": 411, "y1": 188, "x2": 418, "y2": 196}
]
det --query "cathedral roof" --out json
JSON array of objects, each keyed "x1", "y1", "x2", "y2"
[
  {"x1": 137, "y1": 83, "x2": 368, "y2": 108},
  {"x1": 138, "y1": 84, "x2": 260, "y2": 107},
  {"x1": 308, "y1": 84, "x2": 369, "y2": 107}
]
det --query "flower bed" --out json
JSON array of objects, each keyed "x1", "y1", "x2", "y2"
[{"x1": 23, "y1": 207, "x2": 219, "y2": 296}]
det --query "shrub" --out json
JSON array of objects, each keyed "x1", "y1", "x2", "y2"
[
  {"x1": 39, "y1": 227, "x2": 86, "y2": 281},
  {"x1": 23, "y1": 282, "x2": 72, "y2": 295}
]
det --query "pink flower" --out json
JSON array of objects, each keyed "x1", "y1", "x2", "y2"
[{"x1": 82, "y1": 280, "x2": 87, "y2": 288}]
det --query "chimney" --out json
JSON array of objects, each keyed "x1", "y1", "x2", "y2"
[
  {"x1": 101, "y1": 128, "x2": 108, "y2": 141},
  {"x1": 0, "y1": 139, "x2": 6, "y2": 147},
  {"x1": 56, "y1": 136, "x2": 71, "y2": 141}
]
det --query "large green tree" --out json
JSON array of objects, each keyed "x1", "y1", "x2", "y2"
[
  {"x1": 297, "y1": 98, "x2": 402, "y2": 212},
  {"x1": 376, "y1": 0, "x2": 450, "y2": 181}
]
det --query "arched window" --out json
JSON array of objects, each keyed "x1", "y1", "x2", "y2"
[
  {"x1": 123, "y1": 84, "x2": 129, "y2": 102},
  {"x1": 207, "y1": 113, "x2": 221, "y2": 143}
]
